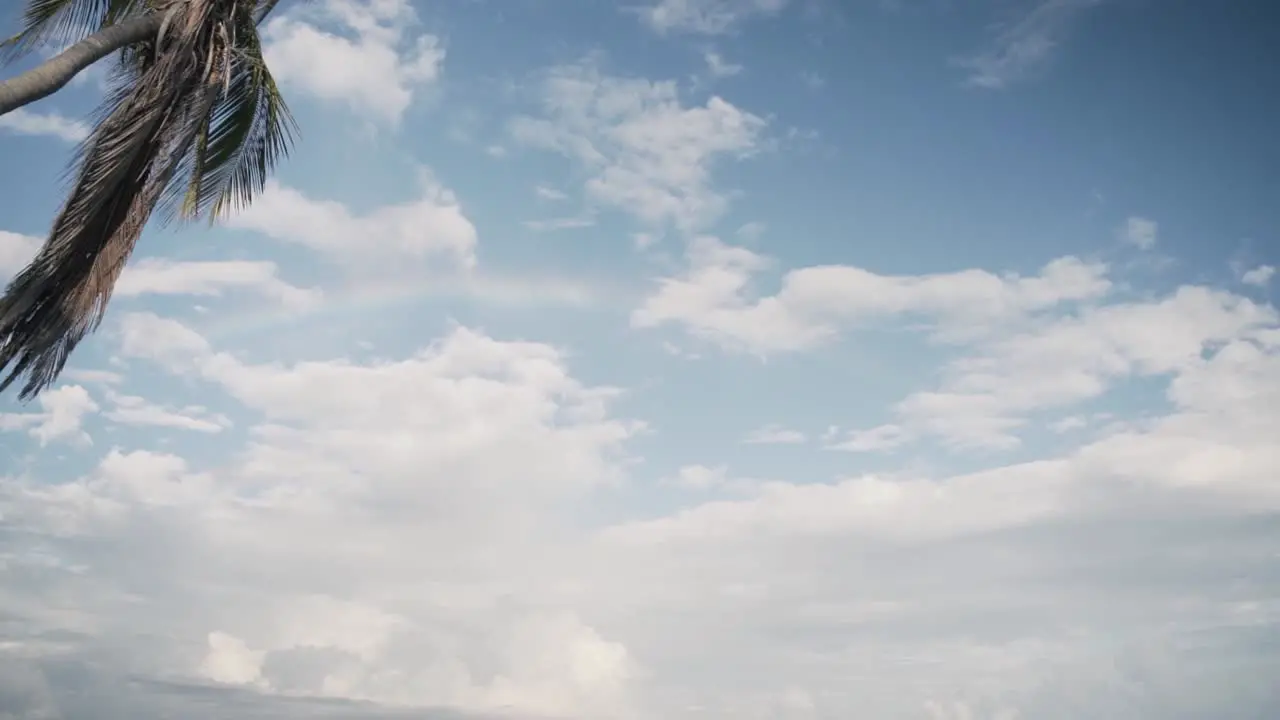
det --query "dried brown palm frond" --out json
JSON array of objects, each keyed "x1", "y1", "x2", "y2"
[
  {"x1": 1, "y1": 0, "x2": 151, "y2": 63},
  {"x1": 0, "y1": 0, "x2": 296, "y2": 399}
]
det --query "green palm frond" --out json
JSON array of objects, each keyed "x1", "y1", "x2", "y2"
[
  {"x1": 189, "y1": 48, "x2": 296, "y2": 219},
  {"x1": 155, "y1": 1, "x2": 297, "y2": 222}
]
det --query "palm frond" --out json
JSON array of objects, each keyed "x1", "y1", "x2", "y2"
[
  {"x1": 0, "y1": 0, "x2": 300, "y2": 399},
  {"x1": 152, "y1": 0, "x2": 296, "y2": 223},
  {"x1": 1, "y1": 0, "x2": 148, "y2": 63},
  {"x1": 0, "y1": 2, "x2": 204, "y2": 399},
  {"x1": 186, "y1": 51, "x2": 296, "y2": 219}
]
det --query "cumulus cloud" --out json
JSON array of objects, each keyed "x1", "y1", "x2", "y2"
[
  {"x1": 509, "y1": 60, "x2": 767, "y2": 232},
  {"x1": 0, "y1": 384, "x2": 98, "y2": 446},
  {"x1": 590, "y1": 329, "x2": 1280, "y2": 714},
  {"x1": 633, "y1": 235, "x2": 1111, "y2": 354},
  {"x1": 3, "y1": 3, "x2": 1279, "y2": 716},
  {"x1": 0, "y1": 310, "x2": 729, "y2": 719},
  {"x1": 2, "y1": 322, "x2": 645, "y2": 717},
  {"x1": 2, "y1": 295, "x2": 1280, "y2": 719},
  {"x1": 225, "y1": 175, "x2": 477, "y2": 272},
  {"x1": 635, "y1": 237, "x2": 1280, "y2": 453},
  {"x1": 262, "y1": 0, "x2": 445, "y2": 123},
  {"x1": 874, "y1": 285, "x2": 1274, "y2": 449}
]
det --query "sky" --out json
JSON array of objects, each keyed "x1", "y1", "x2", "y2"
[{"x1": 1, "y1": 0, "x2": 1279, "y2": 717}]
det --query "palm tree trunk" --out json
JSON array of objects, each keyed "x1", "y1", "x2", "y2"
[{"x1": 0, "y1": 13, "x2": 162, "y2": 117}]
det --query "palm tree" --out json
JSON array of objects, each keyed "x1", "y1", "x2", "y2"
[{"x1": 0, "y1": 0, "x2": 296, "y2": 400}]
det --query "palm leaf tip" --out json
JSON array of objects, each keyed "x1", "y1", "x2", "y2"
[{"x1": 0, "y1": 266, "x2": 85, "y2": 400}]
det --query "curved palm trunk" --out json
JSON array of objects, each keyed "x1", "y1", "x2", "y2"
[{"x1": 0, "y1": 13, "x2": 162, "y2": 116}]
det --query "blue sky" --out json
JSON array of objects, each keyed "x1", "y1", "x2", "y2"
[{"x1": 1, "y1": 0, "x2": 1279, "y2": 718}]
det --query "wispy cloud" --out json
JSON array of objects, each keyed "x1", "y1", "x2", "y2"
[
  {"x1": 523, "y1": 215, "x2": 596, "y2": 232},
  {"x1": 703, "y1": 50, "x2": 743, "y2": 78},
  {"x1": 509, "y1": 58, "x2": 767, "y2": 232},
  {"x1": 956, "y1": 0, "x2": 1105, "y2": 90},
  {"x1": 535, "y1": 185, "x2": 570, "y2": 201},
  {"x1": 104, "y1": 390, "x2": 232, "y2": 434},
  {"x1": 1120, "y1": 215, "x2": 1158, "y2": 250},
  {"x1": 743, "y1": 423, "x2": 806, "y2": 445},
  {"x1": 636, "y1": 0, "x2": 788, "y2": 35}
]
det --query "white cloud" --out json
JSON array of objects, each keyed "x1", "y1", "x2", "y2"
[
  {"x1": 535, "y1": 185, "x2": 569, "y2": 201},
  {"x1": 735, "y1": 221, "x2": 765, "y2": 241},
  {"x1": 633, "y1": 232, "x2": 660, "y2": 251},
  {"x1": 117, "y1": 312, "x2": 212, "y2": 367},
  {"x1": 956, "y1": 0, "x2": 1105, "y2": 90},
  {"x1": 703, "y1": 51, "x2": 743, "y2": 78},
  {"x1": 633, "y1": 236, "x2": 1111, "y2": 354},
  {"x1": 1241, "y1": 264, "x2": 1275, "y2": 287},
  {"x1": 0, "y1": 108, "x2": 89, "y2": 143},
  {"x1": 116, "y1": 259, "x2": 322, "y2": 311},
  {"x1": 0, "y1": 384, "x2": 98, "y2": 446},
  {"x1": 669, "y1": 463, "x2": 729, "y2": 490},
  {"x1": 103, "y1": 390, "x2": 231, "y2": 434},
  {"x1": 421, "y1": 272, "x2": 607, "y2": 309},
  {"x1": 6, "y1": 241, "x2": 322, "y2": 313},
  {"x1": 4, "y1": 5, "x2": 1279, "y2": 717},
  {"x1": 826, "y1": 423, "x2": 909, "y2": 453},
  {"x1": 638, "y1": 0, "x2": 789, "y2": 35},
  {"x1": 262, "y1": 0, "x2": 445, "y2": 123},
  {"x1": 62, "y1": 369, "x2": 124, "y2": 386},
  {"x1": 3, "y1": 301, "x2": 1280, "y2": 718},
  {"x1": 1, "y1": 321, "x2": 644, "y2": 718},
  {"x1": 510, "y1": 60, "x2": 767, "y2": 232},
  {"x1": 608, "y1": 328, "x2": 1280, "y2": 558},
  {"x1": 201, "y1": 631, "x2": 266, "y2": 686},
  {"x1": 225, "y1": 176, "x2": 477, "y2": 271},
  {"x1": 609, "y1": 463, "x2": 1075, "y2": 547},
  {"x1": 1120, "y1": 215, "x2": 1158, "y2": 250},
  {"x1": 0, "y1": 230, "x2": 40, "y2": 275},
  {"x1": 857, "y1": 286, "x2": 1276, "y2": 451},
  {"x1": 1048, "y1": 415, "x2": 1088, "y2": 433},
  {"x1": 742, "y1": 423, "x2": 805, "y2": 445},
  {"x1": 636, "y1": 237, "x2": 1279, "y2": 453}
]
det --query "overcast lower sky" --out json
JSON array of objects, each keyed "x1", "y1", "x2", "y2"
[{"x1": 2, "y1": 0, "x2": 1279, "y2": 718}]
